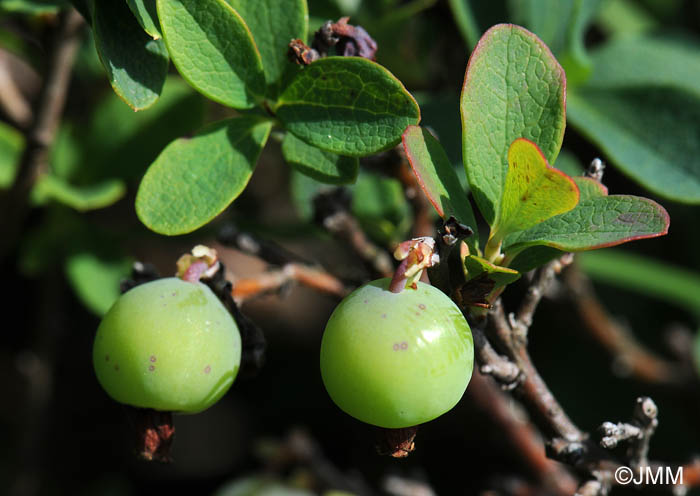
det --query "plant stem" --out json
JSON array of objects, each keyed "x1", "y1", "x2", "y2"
[{"x1": 0, "y1": 8, "x2": 83, "y2": 260}]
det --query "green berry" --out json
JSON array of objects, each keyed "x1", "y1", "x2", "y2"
[
  {"x1": 320, "y1": 278, "x2": 474, "y2": 428},
  {"x1": 93, "y1": 277, "x2": 241, "y2": 414}
]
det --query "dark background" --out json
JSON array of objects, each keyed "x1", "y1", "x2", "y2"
[{"x1": 1, "y1": 0, "x2": 699, "y2": 494}]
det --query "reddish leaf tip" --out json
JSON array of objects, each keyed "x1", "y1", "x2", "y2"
[{"x1": 402, "y1": 126, "x2": 446, "y2": 218}]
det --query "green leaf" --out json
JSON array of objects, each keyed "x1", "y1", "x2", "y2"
[
  {"x1": 53, "y1": 77, "x2": 205, "y2": 183},
  {"x1": 595, "y1": 0, "x2": 658, "y2": 39},
  {"x1": 402, "y1": 125, "x2": 478, "y2": 250},
  {"x1": 135, "y1": 116, "x2": 272, "y2": 235},
  {"x1": 0, "y1": 120, "x2": 24, "y2": 189},
  {"x1": 282, "y1": 132, "x2": 358, "y2": 185},
  {"x1": 464, "y1": 254, "x2": 520, "y2": 286},
  {"x1": 225, "y1": 0, "x2": 307, "y2": 99},
  {"x1": 490, "y1": 138, "x2": 578, "y2": 242},
  {"x1": 578, "y1": 249, "x2": 700, "y2": 315},
  {"x1": 447, "y1": 0, "x2": 481, "y2": 50},
  {"x1": 568, "y1": 87, "x2": 700, "y2": 204},
  {"x1": 459, "y1": 254, "x2": 521, "y2": 307},
  {"x1": 509, "y1": 0, "x2": 602, "y2": 84},
  {"x1": 277, "y1": 57, "x2": 420, "y2": 156},
  {"x1": 413, "y1": 92, "x2": 463, "y2": 170},
  {"x1": 573, "y1": 176, "x2": 607, "y2": 201},
  {"x1": 289, "y1": 169, "x2": 323, "y2": 221},
  {"x1": 507, "y1": 245, "x2": 564, "y2": 273},
  {"x1": 446, "y1": 0, "x2": 509, "y2": 50},
  {"x1": 461, "y1": 24, "x2": 566, "y2": 225},
  {"x1": 31, "y1": 175, "x2": 126, "y2": 211},
  {"x1": 352, "y1": 171, "x2": 412, "y2": 245},
  {"x1": 585, "y1": 37, "x2": 700, "y2": 97},
  {"x1": 503, "y1": 195, "x2": 670, "y2": 254},
  {"x1": 126, "y1": 0, "x2": 162, "y2": 39},
  {"x1": 553, "y1": 149, "x2": 584, "y2": 177},
  {"x1": 92, "y1": 0, "x2": 168, "y2": 110},
  {"x1": 19, "y1": 209, "x2": 83, "y2": 276},
  {"x1": 65, "y1": 252, "x2": 132, "y2": 316},
  {"x1": 0, "y1": 0, "x2": 66, "y2": 14},
  {"x1": 157, "y1": 0, "x2": 264, "y2": 109},
  {"x1": 509, "y1": 0, "x2": 576, "y2": 55}
]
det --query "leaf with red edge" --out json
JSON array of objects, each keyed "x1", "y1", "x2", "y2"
[
  {"x1": 503, "y1": 195, "x2": 670, "y2": 255},
  {"x1": 402, "y1": 125, "x2": 478, "y2": 251},
  {"x1": 573, "y1": 176, "x2": 608, "y2": 200},
  {"x1": 461, "y1": 24, "x2": 567, "y2": 226},
  {"x1": 490, "y1": 138, "x2": 579, "y2": 244}
]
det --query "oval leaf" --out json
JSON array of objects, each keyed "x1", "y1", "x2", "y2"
[
  {"x1": 226, "y1": 0, "x2": 308, "y2": 99},
  {"x1": 157, "y1": 0, "x2": 264, "y2": 109},
  {"x1": 126, "y1": 0, "x2": 162, "y2": 39},
  {"x1": 277, "y1": 57, "x2": 420, "y2": 156},
  {"x1": 568, "y1": 86, "x2": 700, "y2": 204},
  {"x1": 352, "y1": 171, "x2": 412, "y2": 245},
  {"x1": 586, "y1": 37, "x2": 700, "y2": 98},
  {"x1": 578, "y1": 249, "x2": 700, "y2": 315},
  {"x1": 65, "y1": 252, "x2": 132, "y2": 316},
  {"x1": 31, "y1": 175, "x2": 126, "y2": 211},
  {"x1": 402, "y1": 125, "x2": 478, "y2": 250},
  {"x1": 505, "y1": 178, "x2": 629, "y2": 272},
  {"x1": 136, "y1": 116, "x2": 272, "y2": 235},
  {"x1": 491, "y1": 138, "x2": 578, "y2": 242},
  {"x1": 282, "y1": 132, "x2": 358, "y2": 185},
  {"x1": 461, "y1": 24, "x2": 566, "y2": 225},
  {"x1": 93, "y1": 0, "x2": 168, "y2": 110},
  {"x1": 503, "y1": 195, "x2": 669, "y2": 253},
  {"x1": 573, "y1": 176, "x2": 608, "y2": 201}
]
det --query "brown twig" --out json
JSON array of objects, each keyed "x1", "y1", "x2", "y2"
[
  {"x1": 0, "y1": 8, "x2": 84, "y2": 259},
  {"x1": 232, "y1": 263, "x2": 350, "y2": 303},
  {"x1": 484, "y1": 260, "x2": 586, "y2": 443},
  {"x1": 469, "y1": 259, "x2": 700, "y2": 495},
  {"x1": 510, "y1": 259, "x2": 565, "y2": 345},
  {"x1": 313, "y1": 188, "x2": 394, "y2": 278},
  {"x1": 468, "y1": 373, "x2": 579, "y2": 495},
  {"x1": 681, "y1": 460, "x2": 700, "y2": 487},
  {"x1": 471, "y1": 324, "x2": 521, "y2": 387},
  {"x1": 0, "y1": 50, "x2": 35, "y2": 128},
  {"x1": 563, "y1": 264, "x2": 687, "y2": 386},
  {"x1": 598, "y1": 397, "x2": 658, "y2": 469},
  {"x1": 217, "y1": 223, "x2": 353, "y2": 303},
  {"x1": 218, "y1": 224, "x2": 312, "y2": 266}
]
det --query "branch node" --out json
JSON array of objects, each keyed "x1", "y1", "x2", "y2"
[
  {"x1": 585, "y1": 158, "x2": 606, "y2": 183},
  {"x1": 597, "y1": 396, "x2": 658, "y2": 468}
]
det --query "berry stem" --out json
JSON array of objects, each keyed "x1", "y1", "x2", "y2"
[
  {"x1": 375, "y1": 426, "x2": 418, "y2": 457},
  {"x1": 129, "y1": 408, "x2": 175, "y2": 463},
  {"x1": 388, "y1": 257, "x2": 411, "y2": 293}
]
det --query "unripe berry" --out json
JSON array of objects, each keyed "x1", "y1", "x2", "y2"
[
  {"x1": 320, "y1": 278, "x2": 473, "y2": 428},
  {"x1": 93, "y1": 277, "x2": 241, "y2": 413}
]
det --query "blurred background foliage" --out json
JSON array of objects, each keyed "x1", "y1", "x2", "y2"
[{"x1": 0, "y1": 0, "x2": 699, "y2": 495}]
